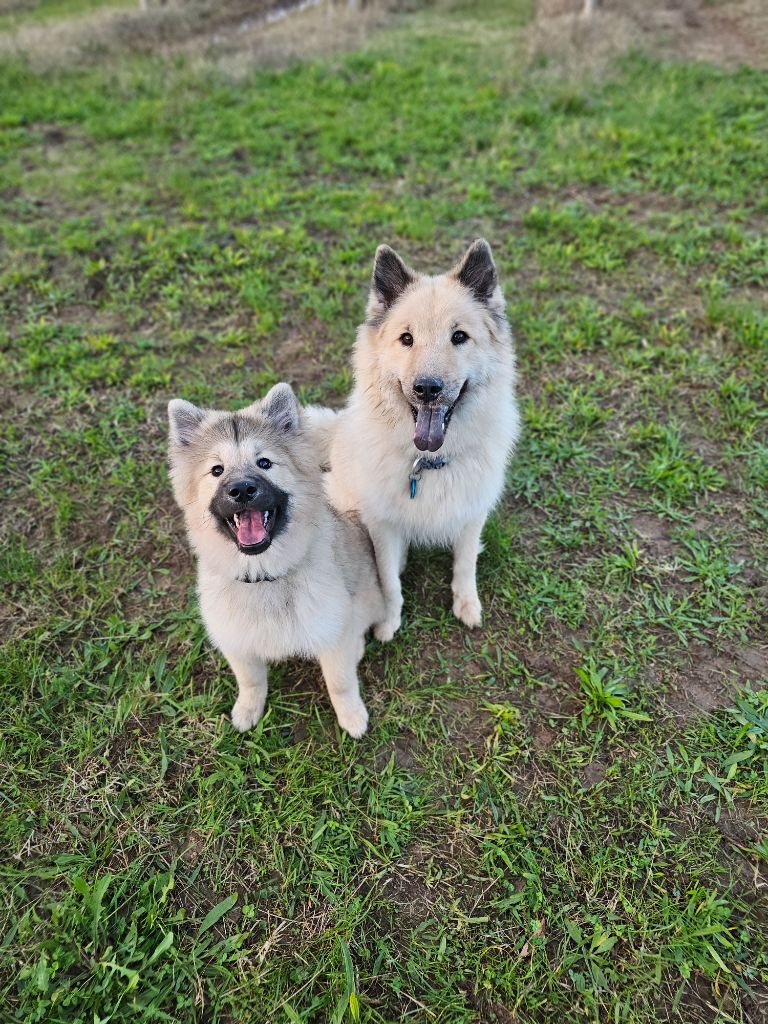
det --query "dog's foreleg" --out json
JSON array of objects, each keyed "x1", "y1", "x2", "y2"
[
  {"x1": 371, "y1": 524, "x2": 406, "y2": 642},
  {"x1": 319, "y1": 636, "x2": 369, "y2": 738},
  {"x1": 226, "y1": 653, "x2": 269, "y2": 732},
  {"x1": 452, "y1": 517, "x2": 485, "y2": 628}
]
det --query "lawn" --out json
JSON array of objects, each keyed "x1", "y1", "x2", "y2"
[
  {"x1": 1, "y1": 0, "x2": 767, "y2": 1020},
  {"x1": 0, "y1": 0, "x2": 127, "y2": 32}
]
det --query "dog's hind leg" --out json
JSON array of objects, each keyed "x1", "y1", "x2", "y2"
[
  {"x1": 319, "y1": 634, "x2": 369, "y2": 739},
  {"x1": 370, "y1": 524, "x2": 406, "y2": 642},
  {"x1": 452, "y1": 516, "x2": 485, "y2": 628},
  {"x1": 227, "y1": 653, "x2": 269, "y2": 732}
]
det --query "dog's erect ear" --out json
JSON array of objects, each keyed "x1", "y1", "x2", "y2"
[
  {"x1": 452, "y1": 239, "x2": 501, "y2": 306},
  {"x1": 367, "y1": 244, "x2": 416, "y2": 321},
  {"x1": 260, "y1": 382, "x2": 300, "y2": 435},
  {"x1": 168, "y1": 399, "x2": 206, "y2": 446}
]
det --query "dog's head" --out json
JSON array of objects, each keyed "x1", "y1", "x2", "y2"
[
  {"x1": 356, "y1": 239, "x2": 511, "y2": 452},
  {"x1": 168, "y1": 384, "x2": 319, "y2": 575}
]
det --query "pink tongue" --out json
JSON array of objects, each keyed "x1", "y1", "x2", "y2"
[
  {"x1": 237, "y1": 510, "x2": 268, "y2": 547},
  {"x1": 414, "y1": 406, "x2": 446, "y2": 452}
]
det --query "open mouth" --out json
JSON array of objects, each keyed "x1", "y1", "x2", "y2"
[
  {"x1": 410, "y1": 381, "x2": 468, "y2": 452},
  {"x1": 224, "y1": 507, "x2": 279, "y2": 554}
]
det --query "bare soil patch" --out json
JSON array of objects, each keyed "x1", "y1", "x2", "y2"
[
  {"x1": 273, "y1": 325, "x2": 341, "y2": 392},
  {"x1": 382, "y1": 870, "x2": 435, "y2": 923},
  {"x1": 373, "y1": 729, "x2": 421, "y2": 771},
  {"x1": 663, "y1": 640, "x2": 768, "y2": 723},
  {"x1": 631, "y1": 513, "x2": 678, "y2": 560},
  {"x1": 580, "y1": 758, "x2": 606, "y2": 788},
  {"x1": 442, "y1": 696, "x2": 495, "y2": 759}
]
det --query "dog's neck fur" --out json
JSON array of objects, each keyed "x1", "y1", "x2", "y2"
[{"x1": 234, "y1": 569, "x2": 281, "y2": 583}]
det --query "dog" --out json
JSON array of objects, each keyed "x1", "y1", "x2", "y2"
[
  {"x1": 167, "y1": 383, "x2": 385, "y2": 738},
  {"x1": 321, "y1": 239, "x2": 520, "y2": 639}
]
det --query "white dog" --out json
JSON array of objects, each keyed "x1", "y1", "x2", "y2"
[{"x1": 321, "y1": 239, "x2": 520, "y2": 639}]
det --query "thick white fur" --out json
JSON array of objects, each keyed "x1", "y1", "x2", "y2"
[
  {"x1": 322, "y1": 240, "x2": 520, "y2": 638},
  {"x1": 168, "y1": 384, "x2": 385, "y2": 737}
]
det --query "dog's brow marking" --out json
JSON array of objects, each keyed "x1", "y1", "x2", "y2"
[{"x1": 231, "y1": 417, "x2": 239, "y2": 444}]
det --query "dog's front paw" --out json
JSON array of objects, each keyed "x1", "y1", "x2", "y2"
[
  {"x1": 453, "y1": 592, "x2": 482, "y2": 629},
  {"x1": 335, "y1": 699, "x2": 369, "y2": 739},
  {"x1": 231, "y1": 698, "x2": 264, "y2": 733},
  {"x1": 374, "y1": 615, "x2": 401, "y2": 643}
]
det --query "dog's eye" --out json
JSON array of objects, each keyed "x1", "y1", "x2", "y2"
[
  {"x1": 452, "y1": 330, "x2": 469, "y2": 345},
  {"x1": 211, "y1": 465, "x2": 224, "y2": 477},
  {"x1": 256, "y1": 458, "x2": 272, "y2": 470},
  {"x1": 400, "y1": 332, "x2": 414, "y2": 347}
]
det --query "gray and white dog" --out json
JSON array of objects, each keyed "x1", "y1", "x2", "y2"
[{"x1": 167, "y1": 383, "x2": 385, "y2": 738}]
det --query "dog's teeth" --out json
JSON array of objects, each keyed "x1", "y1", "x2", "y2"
[
  {"x1": 233, "y1": 514, "x2": 240, "y2": 526},
  {"x1": 263, "y1": 510, "x2": 271, "y2": 526}
]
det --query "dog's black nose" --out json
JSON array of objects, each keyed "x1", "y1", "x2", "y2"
[
  {"x1": 413, "y1": 377, "x2": 444, "y2": 402},
  {"x1": 227, "y1": 478, "x2": 260, "y2": 502}
]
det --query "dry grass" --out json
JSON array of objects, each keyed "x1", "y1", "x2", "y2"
[
  {"x1": 187, "y1": 0, "x2": 406, "y2": 80},
  {"x1": 0, "y1": 0, "x2": 409, "y2": 71},
  {"x1": 529, "y1": 0, "x2": 768, "y2": 74},
  {"x1": 4, "y1": 0, "x2": 764, "y2": 82}
]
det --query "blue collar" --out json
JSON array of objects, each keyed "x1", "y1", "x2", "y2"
[{"x1": 409, "y1": 455, "x2": 447, "y2": 499}]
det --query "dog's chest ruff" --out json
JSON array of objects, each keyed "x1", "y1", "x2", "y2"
[{"x1": 199, "y1": 562, "x2": 348, "y2": 660}]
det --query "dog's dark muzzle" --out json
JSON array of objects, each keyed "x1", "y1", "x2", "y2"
[{"x1": 211, "y1": 476, "x2": 289, "y2": 554}]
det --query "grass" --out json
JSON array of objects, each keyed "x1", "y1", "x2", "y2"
[
  {"x1": 0, "y1": 0, "x2": 130, "y2": 32},
  {"x1": 1, "y1": 0, "x2": 768, "y2": 1020}
]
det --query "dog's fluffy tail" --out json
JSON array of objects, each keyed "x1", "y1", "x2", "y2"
[{"x1": 303, "y1": 405, "x2": 339, "y2": 466}]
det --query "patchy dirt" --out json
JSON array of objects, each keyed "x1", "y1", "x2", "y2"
[
  {"x1": 659, "y1": 971, "x2": 746, "y2": 1024},
  {"x1": 671, "y1": 801, "x2": 768, "y2": 922},
  {"x1": 531, "y1": 719, "x2": 558, "y2": 750},
  {"x1": 580, "y1": 759, "x2": 606, "y2": 788},
  {"x1": 716, "y1": 804, "x2": 766, "y2": 849},
  {"x1": 714, "y1": 825, "x2": 768, "y2": 919},
  {"x1": 522, "y1": 645, "x2": 581, "y2": 688},
  {"x1": 666, "y1": 663, "x2": 733, "y2": 720},
  {"x1": 532, "y1": 679, "x2": 579, "y2": 720},
  {"x1": 395, "y1": 838, "x2": 496, "y2": 921},
  {"x1": 381, "y1": 870, "x2": 436, "y2": 923},
  {"x1": 731, "y1": 644, "x2": 768, "y2": 679},
  {"x1": 373, "y1": 730, "x2": 421, "y2": 771},
  {"x1": 631, "y1": 513, "x2": 679, "y2": 560},
  {"x1": 102, "y1": 731, "x2": 133, "y2": 768},
  {"x1": 663, "y1": 641, "x2": 768, "y2": 723},
  {"x1": 442, "y1": 696, "x2": 495, "y2": 759},
  {"x1": 273, "y1": 325, "x2": 342, "y2": 393},
  {"x1": 481, "y1": 1004, "x2": 519, "y2": 1024},
  {"x1": 517, "y1": 620, "x2": 587, "y2": 683},
  {"x1": 97, "y1": 714, "x2": 166, "y2": 789},
  {"x1": 178, "y1": 829, "x2": 209, "y2": 866}
]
